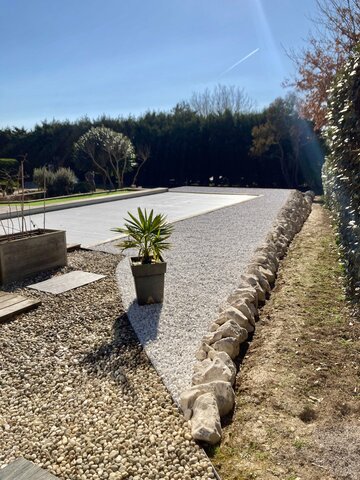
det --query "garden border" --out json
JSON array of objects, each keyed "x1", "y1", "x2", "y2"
[{"x1": 179, "y1": 190, "x2": 315, "y2": 445}]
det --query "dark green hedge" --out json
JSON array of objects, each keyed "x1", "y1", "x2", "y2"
[
  {"x1": 0, "y1": 158, "x2": 18, "y2": 171},
  {"x1": 323, "y1": 48, "x2": 360, "y2": 295}
]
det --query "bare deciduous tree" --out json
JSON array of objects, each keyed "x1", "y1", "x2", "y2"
[
  {"x1": 284, "y1": 0, "x2": 360, "y2": 129},
  {"x1": 189, "y1": 84, "x2": 256, "y2": 116}
]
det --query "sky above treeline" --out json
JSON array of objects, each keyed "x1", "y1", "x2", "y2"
[{"x1": 1, "y1": 0, "x2": 318, "y2": 129}]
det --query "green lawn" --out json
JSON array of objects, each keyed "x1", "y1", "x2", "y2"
[{"x1": 5, "y1": 189, "x2": 133, "y2": 207}]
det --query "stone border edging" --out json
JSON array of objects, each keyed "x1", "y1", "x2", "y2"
[
  {"x1": 0, "y1": 188, "x2": 168, "y2": 220},
  {"x1": 179, "y1": 190, "x2": 315, "y2": 445}
]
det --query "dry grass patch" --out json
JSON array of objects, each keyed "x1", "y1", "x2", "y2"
[{"x1": 209, "y1": 204, "x2": 360, "y2": 480}]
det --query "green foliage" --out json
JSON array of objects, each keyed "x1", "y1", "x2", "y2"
[
  {"x1": 323, "y1": 48, "x2": 360, "y2": 295},
  {"x1": 33, "y1": 166, "x2": 77, "y2": 197},
  {"x1": 74, "y1": 180, "x2": 93, "y2": 194},
  {"x1": 73, "y1": 126, "x2": 135, "y2": 189},
  {"x1": 113, "y1": 208, "x2": 173, "y2": 264},
  {"x1": 33, "y1": 166, "x2": 55, "y2": 189},
  {"x1": 0, "y1": 158, "x2": 19, "y2": 195},
  {"x1": 0, "y1": 158, "x2": 18, "y2": 172},
  {"x1": 251, "y1": 95, "x2": 324, "y2": 191},
  {"x1": 0, "y1": 105, "x2": 325, "y2": 190},
  {"x1": 49, "y1": 167, "x2": 78, "y2": 196}
]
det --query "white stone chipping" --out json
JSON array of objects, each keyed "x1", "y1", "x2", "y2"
[{"x1": 116, "y1": 188, "x2": 291, "y2": 402}]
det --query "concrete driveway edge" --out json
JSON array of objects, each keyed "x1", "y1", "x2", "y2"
[{"x1": 0, "y1": 187, "x2": 168, "y2": 220}]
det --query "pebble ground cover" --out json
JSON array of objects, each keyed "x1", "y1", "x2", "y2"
[{"x1": 0, "y1": 250, "x2": 215, "y2": 480}]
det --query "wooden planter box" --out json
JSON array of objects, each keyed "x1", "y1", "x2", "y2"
[{"x1": 0, "y1": 229, "x2": 67, "y2": 285}]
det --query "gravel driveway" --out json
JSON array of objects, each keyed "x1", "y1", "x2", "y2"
[
  {"x1": 0, "y1": 251, "x2": 215, "y2": 480},
  {"x1": 111, "y1": 187, "x2": 291, "y2": 401}
]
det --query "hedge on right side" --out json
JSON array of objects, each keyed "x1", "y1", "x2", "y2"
[{"x1": 322, "y1": 48, "x2": 360, "y2": 297}]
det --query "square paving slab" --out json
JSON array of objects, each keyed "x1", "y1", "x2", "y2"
[{"x1": 28, "y1": 270, "x2": 105, "y2": 294}]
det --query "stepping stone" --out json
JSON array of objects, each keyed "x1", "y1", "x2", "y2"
[
  {"x1": 0, "y1": 457, "x2": 59, "y2": 479},
  {"x1": 27, "y1": 270, "x2": 105, "y2": 294},
  {"x1": 0, "y1": 291, "x2": 41, "y2": 323}
]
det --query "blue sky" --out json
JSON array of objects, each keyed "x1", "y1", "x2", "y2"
[{"x1": 1, "y1": 0, "x2": 317, "y2": 129}]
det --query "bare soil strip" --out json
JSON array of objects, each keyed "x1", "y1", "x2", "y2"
[{"x1": 210, "y1": 203, "x2": 360, "y2": 480}]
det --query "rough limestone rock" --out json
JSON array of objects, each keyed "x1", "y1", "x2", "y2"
[
  {"x1": 218, "y1": 320, "x2": 249, "y2": 342},
  {"x1": 195, "y1": 342, "x2": 215, "y2": 361},
  {"x1": 192, "y1": 356, "x2": 235, "y2": 385},
  {"x1": 204, "y1": 319, "x2": 248, "y2": 346},
  {"x1": 216, "y1": 307, "x2": 254, "y2": 333},
  {"x1": 180, "y1": 380, "x2": 235, "y2": 416},
  {"x1": 229, "y1": 300, "x2": 256, "y2": 326},
  {"x1": 248, "y1": 302, "x2": 258, "y2": 319},
  {"x1": 190, "y1": 393, "x2": 222, "y2": 445},
  {"x1": 181, "y1": 189, "x2": 314, "y2": 445},
  {"x1": 228, "y1": 286, "x2": 258, "y2": 307},
  {"x1": 252, "y1": 254, "x2": 277, "y2": 273},
  {"x1": 203, "y1": 330, "x2": 223, "y2": 345},
  {"x1": 210, "y1": 322, "x2": 220, "y2": 332},
  {"x1": 247, "y1": 263, "x2": 276, "y2": 285},
  {"x1": 258, "y1": 265, "x2": 276, "y2": 285},
  {"x1": 208, "y1": 350, "x2": 237, "y2": 380},
  {"x1": 212, "y1": 337, "x2": 240, "y2": 359},
  {"x1": 239, "y1": 274, "x2": 266, "y2": 303},
  {"x1": 195, "y1": 348, "x2": 207, "y2": 361},
  {"x1": 249, "y1": 271, "x2": 271, "y2": 294}
]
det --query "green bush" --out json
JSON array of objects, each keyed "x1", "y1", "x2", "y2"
[
  {"x1": 0, "y1": 158, "x2": 19, "y2": 196},
  {"x1": 33, "y1": 167, "x2": 55, "y2": 190},
  {"x1": 323, "y1": 47, "x2": 360, "y2": 295},
  {"x1": 74, "y1": 181, "x2": 93, "y2": 194},
  {"x1": 0, "y1": 158, "x2": 19, "y2": 173},
  {"x1": 49, "y1": 168, "x2": 78, "y2": 197},
  {"x1": 33, "y1": 167, "x2": 77, "y2": 197}
]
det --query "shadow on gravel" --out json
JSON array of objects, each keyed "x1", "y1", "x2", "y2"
[
  {"x1": 126, "y1": 300, "x2": 163, "y2": 344},
  {"x1": 80, "y1": 312, "x2": 150, "y2": 392},
  {"x1": 3, "y1": 265, "x2": 66, "y2": 293}
]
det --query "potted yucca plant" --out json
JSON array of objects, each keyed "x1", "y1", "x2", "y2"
[{"x1": 113, "y1": 207, "x2": 173, "y2": 305}]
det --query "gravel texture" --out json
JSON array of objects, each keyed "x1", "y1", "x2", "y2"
[
  {"x1": 113, "y1": 187, "x2": 291, "y2": 402},
  {"x1": 0, "y1": 251, "x2": 215, "y2": 480}
]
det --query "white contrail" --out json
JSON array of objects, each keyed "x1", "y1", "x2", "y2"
[{"x1": 219, "y1": 48, "x2": 260, "y2": 77}]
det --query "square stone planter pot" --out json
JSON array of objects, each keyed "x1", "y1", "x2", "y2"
[
  {"x1": 0, "y1": 229, "x2": 67, "y2": 285},
  {"x1": 130, "y1": 256, "x2": 166, "y2": 305}
]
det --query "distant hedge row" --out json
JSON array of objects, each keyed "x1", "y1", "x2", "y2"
[{"x1": 323, "y1": 48, "x2": 360, "y2": 295}]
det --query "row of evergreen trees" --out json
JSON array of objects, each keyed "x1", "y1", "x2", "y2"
[{"x1": 0, "y1": 97, "x2": 324, "y2": 191}]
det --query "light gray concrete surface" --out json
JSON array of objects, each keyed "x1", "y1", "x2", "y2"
[
  {"x1": 0, "y1": 188, "x2": 168, "y2": 220},
  {"x1": 18, "y1": 192, "x2": 257, "y2": 247},
  {"x1": 114, "y1": 187, "x2": 292, "y2": 402}
]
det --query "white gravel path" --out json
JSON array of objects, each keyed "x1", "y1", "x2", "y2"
[{"x1": 115, "y1": 188, "x2": 291, "y2": 402}]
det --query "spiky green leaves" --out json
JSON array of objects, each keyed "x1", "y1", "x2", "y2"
[{"x1": 113, "y1": 208, "x2": 173, "y2": 264}]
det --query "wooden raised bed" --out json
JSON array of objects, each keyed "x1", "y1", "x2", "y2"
[{"x1": 0, "y1": 229, "x2": 67, "y2": 285}]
